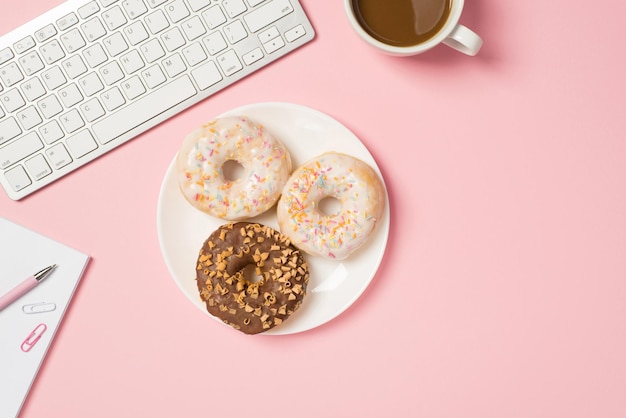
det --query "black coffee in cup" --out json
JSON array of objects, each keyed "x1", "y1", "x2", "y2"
[{"x1": 351, "y1": 0, "x2": 452, "y2": 47}]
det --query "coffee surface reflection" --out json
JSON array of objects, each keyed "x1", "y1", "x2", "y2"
[{"x1": 352, "y1": 0, "x2": 452, "y2": 46}]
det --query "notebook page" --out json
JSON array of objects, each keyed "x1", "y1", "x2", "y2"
[{"x1": 0, "y1": 217, "x2": 89, "y2": 418}]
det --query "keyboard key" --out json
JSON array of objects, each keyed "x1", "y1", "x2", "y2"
[
  {"x1": 100, "y1": 61, "x2": 125, "y2": 85},
  {"x1": 78, "y1": 72, "x2": 105, "y2": 96},
  {"x1": 202, "y1": 5, "x2": 227, "y2": 29},
  {"x1": 41, "y1": 66, "x2": 67, "y2": 90},
  {"x1": 66, "y1": 130, "x2": 98, "y2": 158},
  {"x1": 58, "y1": 83, "x2": 84, "y2": 107},
  {"x1": 191, "y1": 60, "x2": 222, "y2": 90},
  {"x1": 40, "y1": 40, "x2": 66, "y2": 64},
  {"x1": 0, "y1": 117, "x2": 22, "y2": 145},
  {"x1": 263, "y1": 36, "x2": 285, "y2": 54},
  {"x1": 188, "y1": 0, "x2": 211, "y2": 12},
  {"x1": 285, "y1": 24, "x2": 306, "y2": 42},
  {"x1": 92, "y1": 76, "x2": 196, "y2": 144},
  {"x1": 145, "y1": 10, "x2": 169, "y2": 34},
  {"x1": 0, "y1": 132, "x2": 44, "y2": 169},
  {"x1": 124, "y1": 21, "x2": 149, "y2": 45},
  {"x1": 0, "y1": 62, "x2": 24, "y2": 87},
  {"x1": 45, "y1": 143, "x2": 72, "y2": 168},
  {"x1": 37, "y1": 94, "x2": 64, "y2": 119},
  {"x1": 25, "y1": 154, "x2": 52, "y2": 180},
  {"x1": 83, "y1": 44, "x2": 109, "y2": 68},
  {"x1": 216, "y1": 49, "x2": 242, "y2": 76},
  {"x1": 0, "y1": 88, "x2": 26, "y2": 112},
  {"x1": 13, "y1": 36, "x2": 36, "y2": 54},
  {"x1": 4, "y1": 164, "x2": 31, "y2": 191},
  {"x1": 59, "y1": 108, "x2": 85, "y2": 133},
  {"x1": 80, "y1": 97, "x2": 106, "y2": 121},
  {"x1": 16, "y1": 106, "x2": 43, "y2": 130},
  {"x1": 99, "y1": 0, "x2": 120, "y2": 7},
  {"x1": 35, "y1": 24, "x2": 58, "y2": 43},
  {"x1": 120, "y1": 49, "x2": 145, "y2": 74},
  {"x1": 161, "y1": 53, "x2": 186, "y2": 77},
  {"x1": 103, "y1": 32, "x2": 129, "y2": 56},
  {"x1": 161, "y1": 27, "x2": 186, "y2": 51},
  {"x1": 141, "y1": 65, "x2": 166, "y2": 88},
  {"x1": 242, "y1": 47, "x2": 263, "y2": 65},
  {"x1": 39, "y1": 120, "x2": 65, "y2": 144},
  {"x1": 203, "y1": 32, "x2": 228, "y2": 55},
  {"x1": 0, "y1": 48, "x2": 14, "y2": 66},
  {"x1": 223, "y1": 20, "x2": 248, "y2": 44},
  {"x1": 222, "y1": 0, "x2": 247, "y2": 18},
  {"x1": 139, "y1": 39, "x2": 165, "y2": 63},
  {"x1": 62, "y1": 55, "x2": 89, "y2": 79},
  {"x1": 259, "y1": 26, "x2": 280, "y2": 43},
  {"x1": 78, "y1": 1, "x2": 101, "y2": 19},
  {"x1": 120, "y1": 75, "x2": 146, "y2": 99},
  {"x1": 18, "y1": 51, "x2": 45, "y2": 76},
  {"x1": 56, "y1": 12, "x2": 79, "y2": 31},
  {"x1": 244, "y1": 0, "x2": 293, "y2": 32},
  {"x1": 146, "y1": 0, "x2": 168, "y2": 7},
  {"x1": 165, "y1": 0, "x2": 190, "y2": 23},
  {"x1": 21, "y1": 78, "x2": 47, "y2": 101},
  {"x1": 102, "y1": 6, "x2": 128, "y2": 31},
  {"x1": 181, "y1": 16, "x2": 206, "y2": 41},
  {"x1": 122, "y1": 0, "x2": 148, "y2": 19},
  {"x1": 80, "y1": 17, "x2": 107, "y2": 42},
  {"x1": 100, "y1": 86, "x2": 126, "y2": 110},
  {"x1": 182, "y1": 42, "x2": 207, "y2": 66},
  {"x1": 60, "y1": 28, "x2": 87, "y2": 53}
]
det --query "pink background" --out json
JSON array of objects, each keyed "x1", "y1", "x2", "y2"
[{"x1": 2, "y1": 0, "x2": 626, "y2": 417}]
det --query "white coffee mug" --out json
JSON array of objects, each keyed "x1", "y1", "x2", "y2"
[{"x1": 344, "y1": 0, "x2": 483, "y2": 56}]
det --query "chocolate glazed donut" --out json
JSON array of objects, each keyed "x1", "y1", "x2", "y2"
[{"x1": 196, "y1": 222, "x2": 310, "y2": 334}]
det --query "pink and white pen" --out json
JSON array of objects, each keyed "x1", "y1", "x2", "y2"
[{"x1": 0, "y1": 265, "x2": 57, "y2": 311}]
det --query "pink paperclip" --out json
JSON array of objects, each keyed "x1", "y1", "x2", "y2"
[{"x1": 21, "y1": 323, "x2": 47, "y2": 352}]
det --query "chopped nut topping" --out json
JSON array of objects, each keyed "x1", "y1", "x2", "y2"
[{"x1": 196, "y1": 222, "x2": 310, "y2": 335}]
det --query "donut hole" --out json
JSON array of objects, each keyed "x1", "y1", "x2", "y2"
[
  {"x1": 318, "y1": 196, "x2": 342, "y2": 216},
  {"x1": 222, "y1": 159, "x2": 245, "y2": 182},
  {"x1": 241, "y1": 264, "x2": 263, "y2": 284}
]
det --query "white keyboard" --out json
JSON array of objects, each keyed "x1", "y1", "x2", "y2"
[{"x1": 0, "y1": 0, "x2": 314, "y2": 200}]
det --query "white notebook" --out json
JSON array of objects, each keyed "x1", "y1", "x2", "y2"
[{"x1": 0, "y1": 217, "x2": 89, "y2": 418}]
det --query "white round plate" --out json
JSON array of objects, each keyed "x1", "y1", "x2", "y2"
[{"x1": 157, "y1": 102, "x2": 390, "y2": 335}]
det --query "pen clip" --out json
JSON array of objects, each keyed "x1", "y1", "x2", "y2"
[{"x1": 20, "y1": 323, "x2": 47, "y2": 352}]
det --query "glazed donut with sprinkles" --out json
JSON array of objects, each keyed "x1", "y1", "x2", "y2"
[
  {"x1": 277, "y1": 152, "x2": 386, "y2": 260},
  {"x1": 176, "y1": 116, "x2": 292, "y2": 220}
]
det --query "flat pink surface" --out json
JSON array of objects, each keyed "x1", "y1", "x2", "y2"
[{"x1": 2, "y1": 1, "x2": 626, "y2": 417}]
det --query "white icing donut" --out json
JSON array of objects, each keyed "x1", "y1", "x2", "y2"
[
  {"x1": 177, "y1": 116, "x2": 292, "y2": 220},
  {"x1": 277, "y1": 152, "x2": 385, "y2": 260}
]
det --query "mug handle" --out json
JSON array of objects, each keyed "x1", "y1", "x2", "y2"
[{"x1": 443, "y1": 24, "x2": 483, "y2": 56}]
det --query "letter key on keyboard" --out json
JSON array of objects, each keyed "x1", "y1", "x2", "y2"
[{"x1": 0, "y1": 0, "x2": 314, "y2": 200}]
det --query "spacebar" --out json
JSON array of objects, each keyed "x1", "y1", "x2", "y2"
[{"x1": 92, "y1": 76, "x2": 197, "y2": 145}]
